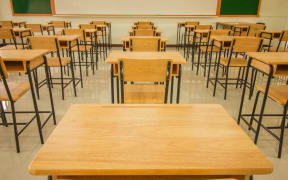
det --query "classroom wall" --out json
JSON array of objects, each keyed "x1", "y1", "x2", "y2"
[{"x1": 1, "y1": 0, "x2": 288, "y2": 44}]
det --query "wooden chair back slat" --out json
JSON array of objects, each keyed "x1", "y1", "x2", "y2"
[
  {"x1": 79, "y1": 24, "x2": 96, "y2": 30},
  {"x1": 25, "y1": 24, "x2": 42, "y2": 33},
  {"x1": 210, "y1": 29, "x2": 231, "y2": 36},
  {"x1": 135, "y1": 21, "x2": 154, "y2": 25},
  {"x1": 63, "y1": 29, "x2": 85, "y2": 41},
  {"x1": 130, "y1": 37, "x2": 160, "y2": 51},
  {"x1": 136, "y1": 24, "x2": 154, "y2": 30},
  {"x1": 134, "y1": 29, "x2": 155, "y2": 36},
  {"x1": 28, "y1": 36, "x2": 58, "y2": 51},
  {"x1": 120, "y1": 59, "x2": 170, "y2": 82},
  {"x1": 90, "y1": 21, "x2": 106, "y2": 25},
  {"x1": 185, "y1": 21, "x2": 200, "y2": 26},
  {"x1": 232, "y1": 37, "x2": 262, "y2": 53},
  {"x1": 196, "y1": 25, "x2": 213, "y2": 30},
  {"x1": 0, "y1": 28, "x2": 14, "y2": 39},
  {"x1": 0, "y1": 21, "x2": 13, "y2": 28},
  {"x1": 280, "y1": 30, "x2": 288, "y2": 41},
  {"x1": 49, "y1": 21, "x2": 66, "y2": 28}
]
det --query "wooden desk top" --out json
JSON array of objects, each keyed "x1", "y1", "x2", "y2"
[
  {"x1": 0, "y1": 49, "x2": 48, "y2": 61},
  {"x1": 212, "y1": 36, "x2": 234, "y2": 42},
  {"x1": 42, "y1": 24, "x2": 54, "y2": 27},
  {"x1": 247, "y1": 52, "x2": 288, "y2": 65},
  {"x1": 216, "y1": 22, "x2": 250, "y2": 25},
  {"x1": 106, "y1": 51, "x2": 186, "y2": 64},
  {"x1": 29, "y1": 104, "x2": 273, "y2": 176},
  {"x1": 84, "y1": 29, "x2": 97, "y2": 33},
  {"x1": 37, "y1": 35, "x2": 80, "y2": 41},
  {"x1": 121, "y1": 36, "x2": 168, "y2": 42},
  {"x1": 194, "y1": 30, "x2": 210, "y2": 33}
]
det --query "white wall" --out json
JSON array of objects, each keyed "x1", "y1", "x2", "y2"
[{"x1": 1, "y1": 0, "x2": 288, "y2": 44}]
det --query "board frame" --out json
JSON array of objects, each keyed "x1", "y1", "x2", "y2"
[{"x1": 10, "y1": 0, "x2": 261, "y2": 17}]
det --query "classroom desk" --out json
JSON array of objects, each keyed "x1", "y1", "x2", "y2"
[
  {"x1": 183, "y1": 25, "x2": 197, "y2": 58},
  {"x1": 29, "y1": 104, "x2": 273, "y2": 180},
  {"x1": 132, "y1": 25, "x2": 158, "y2": 30},
  {"x1": 238, "y1": 52, "x2": 288, "y2": 142},
  {"x1": 106, "y1": 51, "x2": 186, "y2": 104},
  {"x1": 121, "y1": 36, "x2": 168, "y2": 51},
  {"x1": 176, "y1": 22, "x2": 187, "y2": 50},
  {"x1": 128, "y1": 29, "x2": 162, "y2": 37},
  {"x1": 0, "y1": 49, "x2": 56, "y2": 142},
  {"x1": 258, "y1": 30, "x2": 282, "y2": 51}
]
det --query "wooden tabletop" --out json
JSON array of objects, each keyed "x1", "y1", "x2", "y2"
[
  {"x1": 216, "y1": 22, "x2": 249, "y2": 25},
  {"x1": 212, "y1": 36, "x2": 234, "y2": 42},
  {"x1": 0, "y1": 49, "x2": 49, "y2": 61},
  {"x1": 106, "y1": 51, "x2": 186, "y2": 64},
  {"x1": 247, "y1": 52, "x2": 288, "y2": 65},
  {"x1": 37, "y1": 35, "x2": 80, "y2": 41},
  {"x1": 121, "y1": 36, "x2": 168, "y2": 42},
  {"x1": 29, "y1": 104, "x2": 273, "y2": 176},
  {"x1": 12, "y1": 28, "x2": 31, "y2": 32}
]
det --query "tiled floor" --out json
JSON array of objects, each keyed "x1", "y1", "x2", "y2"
[{"x1": 0, "y1": 48, "x2": 288, "y2": 180}]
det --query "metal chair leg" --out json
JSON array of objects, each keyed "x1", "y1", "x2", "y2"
[
  {"x1": 11, "y1": 102, "x2": 20, "y2": 153},
  {"x1": 278, "y1": 105, "x2": 287, "y2": 158},
  {"x1": 249, "y1": 91, "x2": 261, "y2": 130},
  {"x1": 0, "y1": 101, "x2": 7, "y2": 127}
]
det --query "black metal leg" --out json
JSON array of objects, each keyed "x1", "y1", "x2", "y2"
[
  {"x1": 176, "y1": 65, "x2": 182, "y2": 104},
  {"x1": 278, "y1": 105, "x2": 287, "y2": 158},
  {"x1": 11, "y1": 101, "x2": 20, "y2": 153},
  {"x1": 116, "y1": 76, "x2": 120, "y2": 104},
  {"x1": 249, "y1": 91, "x2": 261, "y2": 130},
  {"x1": 196, "y1": 48, "x2": 201, "y2": 75},
  {"x1": 60, "y1": 66, "x2": 64, "y2": 100},
  {"x1": 110, "y1": 65, "x2": 114, "y2": 103},
  {"x1": 26, "y1": 62, "x2": 44, "y2": 145},
  {"x1": 69, "y1": 41, "x2": 77, "y2": 97},
  {"x1": 33, "y1": 69, "x2": 40, "y2": 99},
  {"x1": 236, "y1": 67, "x2": 242, "y2": 88},
  {"x1": 170, "y1": 76, "x2": 174, "y2": 104},
  {"x1": 43, "y1": 56, "x2": 56, "y2": 125},
  {"x1": 237, "y1": 58, "x2": 252, "y2": 124},
  {"x1": 249, "y1": 70, "x2": 258, "y2": 99},
  {"x1": 213, "y1": 49, "x2": 222, "y2": 97},
  {"x1": 0, "y1": 101, "x2": 7, "y2": 127},
  {"x1": 76, "y1": 40, "x2": 83, "y2": 88},
  {"x1": 224, "y1": 66, "x2": 229, "y2": 100},
  {"x1": 48, "y1": 175, "x2": 52, "y2": 180}
]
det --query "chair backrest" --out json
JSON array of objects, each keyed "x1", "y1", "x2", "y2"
[
  {"x1": 210, "y1": 29, "x2": 231, "y2": 36},
  {"x1": 0, "y1": 21, "x2": 13, "y2": 28},
  {"x1": 0, "y1": 28, "x2": 14, "y2": 39},
  {"x1": 134, "y1": 29, "x2": 155, "y2": 36},
  {"x1": 79, "y1": 24, "x2": 96, "y2": 29},
  {"x1": 25, "y1": 24, "x2": 42, "y2": 33},
  {"x1": 28, "y1": 36, "x2": 58, "y2": 52},
  {"x1": 120, "y1": 59, "x2": 171, "y2": 82},
  {"x1": 185, "y1": 21, "x2": 200, "y2": 26},
  {"x1": 280, "y1": 30, "x2": 288, "y2": 41},
  {"x1": 49, "y1": 21, "x2": 66, "y2": 28},
  {"x1": 231, "y1": 37, "x2": 263, "y2": 53},
  {"x1": 135, "y1": 21, "x2": 154, "y2": 25},
  {"x1": 248, "y1": 24, "x2": 266, "y2": 36},
  {"x1": 136, "y1": 24, "x2": 154, "y2": 30},
  {"x1": 63, "y1": 29, "x2": 85, "y2": 41},
  {"x1": 90, "y1": 21, "x2": 106, "y2": 25},
  {"x1": 130, "y1": 37, "x2": 160, "y2": 51},
  {"x1": 0, "y1": 57, "x2": 8, "y2": 79},
  {"x1": 196, "y1": 25, "x2": 213, "y2": 30}
]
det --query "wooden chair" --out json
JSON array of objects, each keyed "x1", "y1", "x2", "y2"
[
  {"x1": 196, "y1": 29, "x2": 231, "y2": 76},
  {"x1": 185, "y1": 21, "x2": 200, "y2": 26},
  {"x1": 211, "y1": 37, "x2": 263, "y2": 100},
  {"x1": 0, "y1": 57, "x2": 46, "y2": 153},
  {"x1": 28, "y1": 36, "x2": 75, "y2": 100},
  {"x1": 133, "y1": 29, "x2": 155, "y2": 36},
  {"x1": 119, "y1": 59, "x2": 171, "y2": 104},
  {"x1": 135, "y1": 21, "x2": 154, "y2": 25},
  {"x1": 0, "y1": 28, "x2": 28, "y2": 50},
  {"x1": 63, "y1": 29, "x2": 96, "y2": 75},
  {"x1": 49, "y1": 21, "x2": 67, "y2": 28},
  {"x1": 232, "y1": 25, "x2": 250, "y2": 36},
  {"x1": 90, "y1": 21, "x2": 106, "y2": 25},
  {"x1": 249, "y1": 85, "x2": 288, "y2": 158},
  {"x1": 130, "y1": 37, "x2": 161, "y2": 51},
  {"x1": 195, "y1": 25, "x2": 213, "y2": 30},
  {"x1": 136, "y1": 24, "x2": 155, "y2": 30},
  {"x1": 0, "y1": 21, "x2": 13, "y2": 28},
  {"x1": 25, "y1": 24, "x2": 43, "y2": 35},
  {"x1": 275, "y1": 30, "x2": 288, "y2": 52}
]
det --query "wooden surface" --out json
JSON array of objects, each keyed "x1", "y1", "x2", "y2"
[
  {"x1": 122, "y1": 36, "x2": 167, "y2": 42},
  {"x1": 247, "y1": 52, "x2": 288, "y2": 65},
  {"x1": 256, "y1": 85, "x2": 288, "y2": 105},
  {"x1": 29, "y1": 104, "x2": 273, "y2": 176},
  {"x1": 106, "y1": 51, "x2": 186, "y2": 64},
  {"x1": 0, "y1": 82, "x2": 30, "y2": 101},
  {"x1": 0, "y1": 49, "x2": 48, "y2": 61}
]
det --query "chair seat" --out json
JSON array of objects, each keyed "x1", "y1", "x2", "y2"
[
  {"x1": 124, "y1": 84, "x2": 165, "y2": 104},
  {"x1": 257, "y1": 85, "x2": 288, "y2": 105},
  {"x1": 0, "y1": 45, "x2": 28, "y2": 50},
  {"x1": 220, "y1": 58, "x2": 248, "y2": 67},
  {"x1": 47, "y1": 57, "x2": 71, "y2": 67},
  {"x1": 200, "y1": 46, "x2": 221, "y2": 52},
  {"x1": 71, "y1": 45, "x2": 92, "y2": 52},
  {"x1": 0, "y1": 82, "x2": 30, "y2": 101}
]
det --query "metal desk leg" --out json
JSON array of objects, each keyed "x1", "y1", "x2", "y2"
[
  {"x1": 69, "y1": 41, "x2": 77, "y2": 97},
  {"x1": 26, "y1": 62, "x2": 44, "y2": 144},
  {"x1": 170, "y1": 76, "x2": 174, "y2": 104},
  {"x1": 76, "y1": 39, "x2": 83, "y2": 88},
  {"x1": 176, "y1": 65, "x2": 182, "y2": 104},
  {"x1": 43, "y1": 56, "x2": 56, "y2": 125},
  {"x1": 110, "y1": 64, "x2": 115, "y2": 103},
  {"x1": 213, "y1": 44, "x2": 223, "y2": 97}
]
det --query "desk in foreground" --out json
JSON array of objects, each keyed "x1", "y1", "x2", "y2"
[{"x1": 29, "y1": 104, "x2": 273, "y2": 180}]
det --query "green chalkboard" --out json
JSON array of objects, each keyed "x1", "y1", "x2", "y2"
[
  {"x1": 220, "y1": 0, "x2": 260, "y2": 15},
  {"x1": 12, "y1": 0, "x2": 52, "y2": 14}
]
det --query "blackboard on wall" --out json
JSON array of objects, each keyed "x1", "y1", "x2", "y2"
[
  {"x1": 220, "y1": 0, "x2": 261, "y2": 16},
  {"x1": 11, "y1": 0, "x2": 52, "y2": 14}
]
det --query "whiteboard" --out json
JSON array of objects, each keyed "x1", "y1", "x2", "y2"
[{"x1": 54, "y1": 0, "x2": 218, "y2": 15}]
